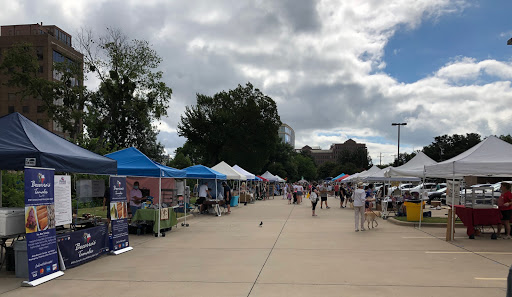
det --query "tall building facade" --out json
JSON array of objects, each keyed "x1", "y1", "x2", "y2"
[
  {"x1": 301, "y1": 139, "x2": 367, "y2": 166},
  {"x1": 278, "y1": 123, "x2": 295, "y2": 147},
  {"x1": 0, "y1": 23, "x2": 83, "y2": 137}
]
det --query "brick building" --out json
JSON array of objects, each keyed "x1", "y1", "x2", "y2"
[
  {"x1": 301, "y1": 139, "x2": 367, "y2": 166},
  {"x1": 0, "y1": 23, "x2": 83, "y2": 137}
]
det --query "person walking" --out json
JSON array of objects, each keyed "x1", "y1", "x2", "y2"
[
  {"x1": 353, "y1": 182, "x2": 367, "y2": 232},
  {"x1": 320, "y1": 183, "x2": 330, "y2": 209},
  {"x1": 222, "y1": 182, "x2": 232, "y2": 214},
  {"x1": 334, "y1": 183, "x2": 340, "y2": 199},
  {"x1": 339, "y1": 183, "x2": 346, "y2": 208},
  {"x1": 310, "y1": 183, "x2": 320, "y2": 216}
]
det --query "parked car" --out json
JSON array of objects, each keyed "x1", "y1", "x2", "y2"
[{"x1": 428, "y1": 187, "x2": 447, "y2": 202}]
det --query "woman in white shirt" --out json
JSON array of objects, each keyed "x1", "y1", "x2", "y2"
[{"x1": 353, "y1": 182, "x2": 367, "y2": 232}]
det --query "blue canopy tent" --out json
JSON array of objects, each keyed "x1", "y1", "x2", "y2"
[
  {"x1": 106, "y1": 147, "x2": 186, "y2": 178},
  {"x1": 106, "y1": 147, "x2": 186, "y2": 235},
  {"x1": 0, "y1": 112, "x2": 117, "y2": 206},
  {"x1": 0, "y1": 112, "x2": 117, "y2": 173},
  {"x1": 183, "y1": 165, "x2": 227, "y2": 216},
  {"x1": 332, "y1": 173, "x2": 345, "y2": 181}
]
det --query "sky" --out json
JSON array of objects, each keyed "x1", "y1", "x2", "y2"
[{"x1": 2, "y1": 0, "x2": 512, "y2": 166}]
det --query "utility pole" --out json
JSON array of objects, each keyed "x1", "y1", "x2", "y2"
[
  {"x1": 379, "y1": 152, "x2": 382, "y2": 166},
  {"x1": 391, "y1": 122, "x2": 407, "y2": 166}
]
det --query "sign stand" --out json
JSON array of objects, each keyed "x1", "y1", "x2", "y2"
[
  {"x1": 110, "y1": 246, "x2": 133, "y2": 255},
  {"x1": 22, "y1": 271, "x2": 64, "y2": 287}
]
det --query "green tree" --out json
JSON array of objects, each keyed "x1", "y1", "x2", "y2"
[
  {"x1": 499, "y1": 134, "x2": 512, "y2": 145},
  {"x1": 177, "y1": 82, "x2": 281, "y2": 173},
  {"x1": 423, "y1": 133, "x2": 481, "y2": 162},
  {"x1": 317, "y1": 162, "x2": 337, "y2": 179},
  {"x1": 1, "y1": 171, "x2": 24, "y2": 207},
  {"x1": 167, "y1": 152, "x2": 192, "y2": 169},
  {"x1": 335, "y1": 147, "x2": 371, "y2": 173},
  {"x1": 293, "y1": 154, "x2": 317, "y2": 181},
  {"x1": 78, "y1": 28, "x2": 172, "y2": 162},
  {"x1": 0, "y1": 43, "x2": 87, "y2": 141}
]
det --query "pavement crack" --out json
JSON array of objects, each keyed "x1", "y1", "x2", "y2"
[{"x1": 246, "y1": 204, "x2": 295, "y2": 297}]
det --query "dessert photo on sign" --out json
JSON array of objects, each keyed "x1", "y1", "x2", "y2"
[{"x1": 36, "y1": 205, "x2": 48, "y2": 231}]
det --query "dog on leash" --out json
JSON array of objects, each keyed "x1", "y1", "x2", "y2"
[{"x1": 364, "y1": 211, "x2": 381, "y2": 229}]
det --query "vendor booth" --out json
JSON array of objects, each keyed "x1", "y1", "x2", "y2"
[
  {"x1": 0, "y1": 113, "x2": 117, "y2": 286},
  {"x1": 424, "y1": 136, "x2": 512, "y2": 240},
  {"x1": 212, "y1": 161, "x2": 246, "y2": 207},
  {"x1": 232, "y1": 165, "x2": 257, "y2": 203},
  {"x1": 183, "y1": 165, "x2": 227, "y2": 216},
  {"x1": 105, "y1": 147, "x2": 186, "y2": 236}
]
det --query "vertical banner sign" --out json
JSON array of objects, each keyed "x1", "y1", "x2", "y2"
[
  {"x1": 24, "y1": 167, "x2": 58, "y2": 281},
  {"x1": 109, "y1": 176, "x2": 129, "y2": 251}
]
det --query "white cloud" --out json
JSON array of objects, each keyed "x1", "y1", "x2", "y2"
[{"x1": 5, "y1": 0, "x2": 512, "y2": 163}]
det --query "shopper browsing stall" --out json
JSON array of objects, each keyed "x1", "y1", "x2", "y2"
[{"x1": 498, "y1": 182, "x2": 512, "y2": 239}]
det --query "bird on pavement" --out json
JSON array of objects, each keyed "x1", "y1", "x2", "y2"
[{"x1": 259, "y1": 221, "x2": 263, "y2": 227}]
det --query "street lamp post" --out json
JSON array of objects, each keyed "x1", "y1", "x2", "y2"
[{"x1": 391, "y1": 123, "x2": 407, "y2": 165}]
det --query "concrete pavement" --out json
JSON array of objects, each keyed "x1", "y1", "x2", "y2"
[{"x1": 1, "y1": 196, "x2": 510, "y2": 296}]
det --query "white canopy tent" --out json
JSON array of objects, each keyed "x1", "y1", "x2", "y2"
[
  {"x1": 261, "y1": 171, "x2": 279, "y2": 182},
  {"x1": 342, "y1": 170, "x2": 366, "y2": 183},
  {"x1": 386, "y1": 151, "x2": 437, "y2": 178},
  {"x1": 232, "y1": 164, "x2": 256, "y2": 180},
  {"x1": 424, "y1": 136, "x2": 512, "y2": 240},
  {"x1": 363, "y1": 167, "x2": 420, "y2": 182},
  {"x1": 212, "y1": 161, "x2": 246, "y2": 180},
  {"x1": 355, "y1": 165, "x2": 382, "y2": 181},
  {"x1": 274, "y1": 175, "x2": 286, "y2": 183},
  {"x1": 424, "y1": 136, "x2": 512, "y2": 178}
]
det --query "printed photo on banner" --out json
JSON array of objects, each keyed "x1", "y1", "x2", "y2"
[{"x1": 109, "y1": 202, "x2": 127, "y2": 220}]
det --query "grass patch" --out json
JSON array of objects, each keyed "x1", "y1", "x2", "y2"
[{"x1": 393, "y1": 216, "x2": 462, "y2": 224}]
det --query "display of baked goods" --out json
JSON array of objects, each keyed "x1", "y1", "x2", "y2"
[
  {"x1": 37, "y1": 205, "x2": 48, "y2": 230},
  {"x1": 117, "y1": 202, "x2": 124, "y2": 219}
]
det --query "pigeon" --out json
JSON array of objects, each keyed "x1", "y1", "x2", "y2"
[
  {"x1": 244, "y1": 202, "x2": 248, "y2": 206},
  {"x1": 259, "y1": 221, "x2": 263, "y2": 227}
]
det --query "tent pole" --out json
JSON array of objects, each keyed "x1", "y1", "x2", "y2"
[
  {"x1": 183, "y1": 179, "x2": 187, "y2": 227},
  {"x1": 419, "y1": 168, "x2": 425, "y2": 230},
  {"x1": 157, "y1": 171, "x2": 162, "y2": 237},
  {"x1": 0, "y1": 170, "x2": 2, "y2": 207}
]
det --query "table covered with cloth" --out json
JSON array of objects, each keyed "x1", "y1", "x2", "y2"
[
  {"x1": 132, "y1": 208, "x2": 177, "y2": 234},
  {"x1": 454, "y1": 205, "x2": 502, "y2": 237}
]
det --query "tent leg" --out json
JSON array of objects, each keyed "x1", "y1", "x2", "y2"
[
  {"x1": 158, "y1": 174, "x2": 162, "y2": 237},
  {"x1": 0, "y1": 171, "x2": 2, "y2": 207}
]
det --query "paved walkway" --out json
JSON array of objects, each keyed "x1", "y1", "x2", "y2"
[{"x1": 1, "y1": 196, "x2": 510, "y2": 296}]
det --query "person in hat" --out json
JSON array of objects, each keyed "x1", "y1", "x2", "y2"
[{"x1": 353, "y1": 182, "x2": 367, "y2": 231}]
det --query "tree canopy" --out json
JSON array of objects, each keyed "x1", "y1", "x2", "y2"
[
  {"x1": 177, "y1": 82, "x2": 281, "y2": 173},
  {"x1": 423, "y1": 133, "x2": 481, "y2": 162},
  {"x1": 78, "y1": 28, "x2": 172, "y2": 162}
]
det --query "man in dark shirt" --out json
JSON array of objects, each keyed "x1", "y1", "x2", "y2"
[{"x1": 222, "y1": 182, "x2": 232, "y2": 213}]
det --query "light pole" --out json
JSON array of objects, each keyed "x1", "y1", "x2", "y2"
[{"x1": 391, "y1": 123, "x2": 407, "y2": 165}]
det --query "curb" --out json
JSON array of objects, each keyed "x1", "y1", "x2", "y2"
[
  {"x1": 177, "y1": 214, "x2": 195, "y2": 223},
  {"x1": 387, "y1": 217, "x2": 465, "y2": 228}
]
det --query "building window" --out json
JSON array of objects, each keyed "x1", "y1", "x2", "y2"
[
  {"x1": 8, "y1": 93, "x2": 16, "y2": 101},
  {"x1": 8, "y1": 29, "x2": 13, "y2": 36},
  {"x1": 37, "y1": 105, "x2": 45, "y2": 113},
  {"x1": 36, "y1": 47, "x2": 43, "y2": 60},
  {"x1": 8, "y1": 106, "x2": 15, "y2": 113},
  {"x1": 16, "y1": 30, "x2": 20, "y2": 36},
  {"x1": 22, "y1": 106, "x2": 29, "y2": 113},
  {"x1": 39, "y1": 66, "x2": 44, "y2": 73}
]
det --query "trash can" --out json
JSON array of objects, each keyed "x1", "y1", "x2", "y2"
[
  {"x1": 230, "y1": 196, "x2": 239, "y2": 207},
  {"x1": 13, "y1": 240, "x2": 28, "y2": 278},
  {"x1": 404, "y1": 201, "x2": 426, "y2": 222}
]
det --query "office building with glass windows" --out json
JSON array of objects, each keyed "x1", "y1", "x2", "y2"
[
  {"x1": 0, "y1": 23, "x2": 83, "y2": 137},
  {"x1": 279, "y1": 123, "x2": 295, "y2": 147}
]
